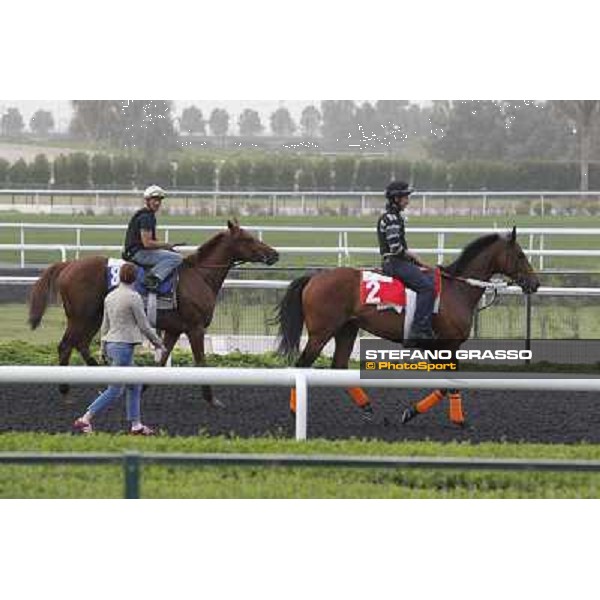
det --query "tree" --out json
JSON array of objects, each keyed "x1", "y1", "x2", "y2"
[
  {"x1": 120, "y1": 100, "x2": 176, "y2": 158},
  {"x1": 8, "y1": 158, "x2": 29, "y2": 186},
  {"x1": 502, "y1": 101, "x2": 572, "y2": 160},
  {"x1": 52, "y1": 155, "x2": 69, "y2": 187},
  {"x1": 300, "y1": 105, "x2": 321, "y2": 137},
  {"x1": 1, "y1": 108, "x2": 25, "y2": 137},
  {"x1": 238, "y1": 109, "x2": 263, "y2": 137},
  {"x1": 67, "y1": 153, "x2": 91, "y2": 187},
  {"x1": 91, "y1": 154, "x2": 113, "y2": 187},
  {"x1": 270, "y1": 107, "x2": 296, "y2": 136},
  {"x1": 113, "y1": 155, "x2": 135, "y2": 187},
  {"x1": 30, "y1": 154, "x2": 51, "y2": 187},
  {"x1": 29, "y1": 110, "x2": 55, "y2": 136},
  {"x1": 0, "y1": 158, "x2": 9, "y2": 185},
  {"x1": 428, "y1": 100, "x2": 508, "y2": 162},
  {"x1": 70, "y1": 101, "x2": 122, "y2": 143},
  {"x1": 208, "y1": 108, "x2": 230, "y2": 137},
  {"x1": 70, "y1": 100, "x2": 177, "y2": 159},
  {"x1": 320, "y1": 100, "x2": 358, "y2": 144},
  {"x1": 179, "y1": 105, "x2": 206, "y2": 135},
  {"x1": 549, "y1": 101, "x2": 600, "y2": 191}
]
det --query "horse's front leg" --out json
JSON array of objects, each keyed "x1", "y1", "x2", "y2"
[
  {"x1": 401, "y1": 389, "x2": 447, "y2": 424},
  {"x1": 187, "y1": 326, "x2": 224, "y2": 409},
  {"x1": 158, "y1": 330, "x2": 180, "y2": 366}
]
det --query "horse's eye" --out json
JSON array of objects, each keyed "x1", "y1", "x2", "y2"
[{"x1": 517, "y1": 251, "x2": 525, "y2": 259}]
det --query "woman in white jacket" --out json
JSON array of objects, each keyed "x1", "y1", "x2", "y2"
[{"x1": 73, "y1": 262, "x2": 166, "y2": 435}]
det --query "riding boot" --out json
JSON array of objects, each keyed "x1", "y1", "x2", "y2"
[
  {"x1": 143, "y1": 273, "x2": 161, "y2": 292},
  {"x1": 405, "y1": 289, "x2": 435, "y2": 347}
]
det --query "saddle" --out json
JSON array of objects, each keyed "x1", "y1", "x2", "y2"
[
  {"x1": 359, "y1": 267, "x2": 442, "y2": 313},
  {"x1": 107, "y1": 259, "x2": 178, "y2": 326}
]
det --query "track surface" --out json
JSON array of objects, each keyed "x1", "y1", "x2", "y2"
[{"x1": 2, "y1": 383, "x2": 600, "y2": 443}]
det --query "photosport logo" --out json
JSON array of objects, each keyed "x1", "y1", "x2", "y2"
[{"x1": 359, "y1": 339, "x2": 600, "y2": 379}]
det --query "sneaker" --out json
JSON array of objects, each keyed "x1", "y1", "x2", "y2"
[
  {"x1": 73, "y1": 418, "x2": 93, "y2": 434},
  {"x1": 130, "y1": 424, "x2": 156, "y2": 436}
]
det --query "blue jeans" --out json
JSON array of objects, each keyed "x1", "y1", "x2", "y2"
[
  {"x1": 87, "y1": 342, "x2": 142, "y2": 422},
  {"x1": 131, "y1": 249, "x2": 183, "y2": 282},
  {"x1": 383, "y1": 257, "x2": 435, "y2": 331}
]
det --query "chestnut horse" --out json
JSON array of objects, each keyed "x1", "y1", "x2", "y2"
[
  {"x1": 28, "y1": 220, "x2": 279, "y2": 405},
  {"x1": 275, "y1": 227, "x2": 540, "y2": 425}
]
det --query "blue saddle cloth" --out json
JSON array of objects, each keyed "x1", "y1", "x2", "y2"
[{"x1": 107, "y1": 262, "x2": 176, "y2": 296}]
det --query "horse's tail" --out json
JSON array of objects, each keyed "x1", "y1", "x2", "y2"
[
  {"x1": 28, "y1": 262, "x2": 70, "y2": 329},
  {"x1": 274, "y1": 274, "x2": 313, "y2": 361}
]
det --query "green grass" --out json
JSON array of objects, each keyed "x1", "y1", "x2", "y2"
[{"x1": 2, "y1": 433, "x2": 600, "y2": 498}]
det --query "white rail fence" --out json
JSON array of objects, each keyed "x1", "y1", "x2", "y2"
[
  {"x1": 1, "y1": 365, "x2": 600, "y2": 440},
  {"x1": 1, "y1": 189, "x2": 599, "y2": 217},
  {"x1": 1, "y1": 223, "x2": 600, "y2": 269}
]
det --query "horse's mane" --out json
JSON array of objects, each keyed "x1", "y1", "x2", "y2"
[
  {"x1": 444, "y1": 233, "x2": 501, "y2": 275},
  {"x1": 183, "y1": 231, "x2": 228, "y2": 266}
]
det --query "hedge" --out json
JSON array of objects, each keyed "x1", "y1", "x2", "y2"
[{"x1": 0, "y1": 151, "x2": 595, "y2": 192}]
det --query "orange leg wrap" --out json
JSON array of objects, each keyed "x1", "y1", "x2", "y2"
[
  {"x1": 416, "y1": 389, "x2": 445, "y2": 414},
  {"x1": 347, "y1": 387, "x2": 370, "y2": 408},
  {"x1": 449, "y1": 392, "x2": 465, "y2": 424},
  {"x1": 289, "y1": 388, "x2": 296, "y2": 414}
]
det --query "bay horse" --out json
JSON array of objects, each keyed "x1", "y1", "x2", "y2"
[
  {"x1": 28, "y1": 220, "x2": 279, "y2": 405},
  {"x1": 274, "y1": 227, "x2": 540, "y2": 426}
]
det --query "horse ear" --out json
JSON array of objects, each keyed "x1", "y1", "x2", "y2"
[
  {"x1": 510, "y1": 226, "x2": 517, "y2": 243},
  {"x1": 227, "y1": 219, "x2": 239, "y2": 232}
]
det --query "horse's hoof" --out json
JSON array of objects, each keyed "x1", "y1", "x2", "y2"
[
  {"x1": 401, "y1": 406, "x2": 418, "y2": 425},
  {"x1": 451, "y1": 420, "x2": 470, "y2": 430},
  {"x1": 360, "y1": 405, "x2": 374, "y2": 422}
]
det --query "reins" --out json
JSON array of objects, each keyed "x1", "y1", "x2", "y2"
[{"x1": 440, "y1": 269, "x2": 510, "y2": 312}]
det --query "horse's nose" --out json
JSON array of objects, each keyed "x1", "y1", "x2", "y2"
[{"x1": 267, "y1": 251, "x2": 279, "y2": 265}]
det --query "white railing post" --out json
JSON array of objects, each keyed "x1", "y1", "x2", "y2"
[
  {"x1": 76, "y1": 228, "x2": 81, "y2": 259},
  {"x1": 343, "y1": 231, "x2": 350, "y2": 263},
  {"x1": 539, "y1": 234, "x2": 545, "y2": 271},
  {"x1": 19, "y1": 225, "x2": 25, "y2": 268},
  {"x1": 437, "y1": 232, "x2": 445, "y2": 265},
  {"x1": 337, "y1": 231, "x2": 343, "y2": 266},
  {"x1": 295, "y1": 372, "x2": 308, "y2": 441}
]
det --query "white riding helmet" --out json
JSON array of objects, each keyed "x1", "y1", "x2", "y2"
[{"x1": 143, "y1": 185, "x2": 166, "y2": 200}]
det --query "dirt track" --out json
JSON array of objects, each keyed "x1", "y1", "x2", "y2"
[{"x1": 2, "y1": 383, "x2": 600, "y2": 443}]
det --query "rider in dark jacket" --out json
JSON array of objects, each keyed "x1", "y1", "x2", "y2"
[
  {"x1": 123, "y1": 185, "x2": 183, "y2": 292},
  {"x1": 377, "y1": 180, "x2": 435, "y2": 346}
]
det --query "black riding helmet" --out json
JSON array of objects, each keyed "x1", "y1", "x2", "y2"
[{"x1": 385, "y1": 180, "x2": 414, "y2": 200}]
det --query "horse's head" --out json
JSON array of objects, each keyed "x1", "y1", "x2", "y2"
[
  {"x1": 226, "y1": 219, "x2": 279, "y2": 265},
  {"x1": 494, "y1": 226, "x2": 540, "y2": 294}
]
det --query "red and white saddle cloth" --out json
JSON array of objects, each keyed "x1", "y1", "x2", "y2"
[{"x1": 360, "y1": 268, "x2": 442, "y2": 338}]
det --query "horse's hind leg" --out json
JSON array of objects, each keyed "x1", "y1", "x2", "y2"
[
  {"x1": 329, "y1": 322, "x2": 373, "y2": 420},
  {"x1": 57, "y1": 325, "x2": 77, "y2": 396},
  {"x1": 76, "y1": 321, "x2": 102, "y2": 366},
  {"x1": 289, "y1": 333, "x2": 332, "y2": 413},
  {"x1": 57, "y1": 320, "x2": 101, "y2": 396}
]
